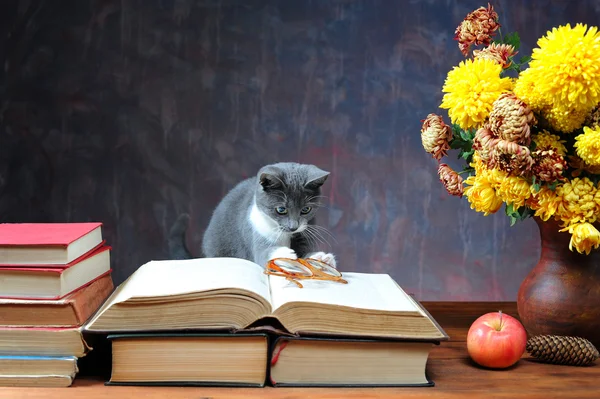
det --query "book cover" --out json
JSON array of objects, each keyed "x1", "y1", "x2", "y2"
[{"x1": 0, "y1": 223, "x2": 102, "y2": 246}]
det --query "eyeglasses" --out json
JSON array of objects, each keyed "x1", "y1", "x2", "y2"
[{"x1": 264, "y1": 257, "x2": 348, "y2": 288}]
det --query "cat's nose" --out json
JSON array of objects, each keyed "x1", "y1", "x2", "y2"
[{"x1": 287, "y1": 221, "x2": 299, "y2": 232}]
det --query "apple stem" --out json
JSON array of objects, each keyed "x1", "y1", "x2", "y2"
[{"x1": 498, "y1": 310, "x2": 503, "y2": 331}]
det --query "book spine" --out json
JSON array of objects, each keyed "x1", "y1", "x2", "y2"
[{"x1": 69, "y1": 274, "x2": 114, "y2": 324}]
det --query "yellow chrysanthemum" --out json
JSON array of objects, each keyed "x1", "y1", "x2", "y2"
[
  {"x1": 486, "y1": 167, "x2": 508, "y2": 190},
  {"x1": 543, "y1": 103, "x2": 588, "y2": 133},
  {"x1": 440, "y1": 58, "x2": 513, "y2": 130},
  {"x1": 463, "y1": 171, "x2": 504, "y2": 216},
  {"x1": 559, "y1": 222, "x2": 600, "y2": 255},
  {"x1": 514, "y1": 24, "x2": 600, "y2": 132},
  {"x1": 532, "y1": 130, "x2": 567, "y2": 156},
  {"x1": 574, "y1": 126, "x2": 600, "y2": 166},
  {"x1": 528, "y1": 186, "x2": 561, "y2": 222},
  {"x1": 513, "y1": 76, "x2": 547, "y2": 112},
  {"x1": 471, "y1": 151, "x2": 486, "y2": 175},
  {"x1": 497, "y1": 176, "x2": 532, "y2": 208},
  {"x1": 518, "y1": 24, "x2": 600, "y2": 109},
  {"x1": 555, "y1": 177, "x2": 600, "y2": 226}
]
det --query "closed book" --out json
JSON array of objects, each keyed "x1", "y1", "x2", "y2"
[
  {"x1": 0, "y1": 273, "x2": 114, "y2": 327},
  {"x1": 269, "y1": 336, "x2": 437, "y2": 387},
  {"x1": 0, "y1": 375, "x2": 74, "y2": 387},
  {"x1": 0, "y1": 327, "x2": 89, "y2": 357},
  {"x1": 106, "y1": 333, "x2": 269, "y2": 387},
  {"x1": 84, "y1": 257, "x2": 448, "y2": 343},
  {"x1": 0, "y1": 355, "x2": 78, "y2": 376},
  {"x1": 0, "y1": 222, "x2": 103, "y2": 265},
  {"x1": 0, "y1": 245, "x2": 111, "y2": 299}
]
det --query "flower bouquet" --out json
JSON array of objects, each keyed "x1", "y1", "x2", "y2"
[{"x1": 422, "y1": 3, "x2": 600, "y2": 255}]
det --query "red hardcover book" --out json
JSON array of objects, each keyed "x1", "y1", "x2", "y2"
[
  {"x1": 0, "y1": 273, "x2": 115, "y2": 327},
  {"x1": 0, "y1": 245, "x2": 112, "y2": 300},
  {"x1": 0, "y1": 222, "x2": 103, "y2": 265}
]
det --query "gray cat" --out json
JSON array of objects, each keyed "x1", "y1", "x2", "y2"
[{"x1": 169, "y1": 162, "x2": 337, "y2": 268}]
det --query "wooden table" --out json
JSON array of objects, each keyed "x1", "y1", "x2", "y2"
[{"x1": 2, "y1": 302, "x2": 599, "y2": 398}]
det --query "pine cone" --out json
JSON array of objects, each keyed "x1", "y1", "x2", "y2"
[{"x1": 527, "y1": 335, "x2": 600, "y2": 366}]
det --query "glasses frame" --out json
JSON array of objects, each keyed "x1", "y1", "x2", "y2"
[{"x1": 264, "y1": 257, "x2": 348, "y2": 288}]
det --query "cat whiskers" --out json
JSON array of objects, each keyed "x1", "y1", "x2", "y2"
[
  {"x1": 310, "y1": 224, "x2": 337, "y2": 244},
  {"x1": 302, "y1": 224, "x2": 336, "y2": 249}
]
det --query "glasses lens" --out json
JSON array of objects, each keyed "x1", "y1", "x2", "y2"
[
  {"x1": 304, "y1": 259, "x2": 342, "y2": 277},
  {"x1": 273, "y1": 259, "x2": 312, "y2": 276}
]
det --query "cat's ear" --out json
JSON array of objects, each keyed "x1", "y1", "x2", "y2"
[
  {"x1": 258, "y1": 166, "x2": 284, "y2": 191},
  {"x1": 305, "y1": 166, "x2": 330, "y2": 189}
]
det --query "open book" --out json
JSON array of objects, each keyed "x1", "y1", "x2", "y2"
[{"x1": 85, "y1": 258, "x2": 447, "y2": 340}]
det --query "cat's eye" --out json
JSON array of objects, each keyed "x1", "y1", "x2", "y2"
[
  {"x1": 301, "y1": 206, "x2": 312, "y2": 214},
  {"x1": 276, "y1": 206, "x2": 288, "y2": 215}
]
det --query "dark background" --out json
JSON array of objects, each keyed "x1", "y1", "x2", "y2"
[{"x1": 1, "y1": 0, "x2": 598, "y2": 300}]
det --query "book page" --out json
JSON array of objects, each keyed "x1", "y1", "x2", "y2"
[
  {"x1": 107, "y1": 257, "x2": 271, "y2": 305},
  {"x1": 269, "y1": 272, "x2": 418, "y2": 313}
]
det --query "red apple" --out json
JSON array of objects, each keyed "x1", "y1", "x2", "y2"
[{"x1": 467, "y1": 311, "x2": 527, "y2": 369}]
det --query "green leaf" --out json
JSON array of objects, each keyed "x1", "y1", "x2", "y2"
[
  {"x1": 503, "y1": 32, "x2": 521, "y2": 50},
  {"x1": 504, "y1": 203, "x2": 533, "y2": 226},
  {"x1": 461, "y1": 150, "x2": 474, "y2": 160},
  {"x1": 519, "y1": 55, "x2": 531, "y2": 65},
  {"x1": 530, "y1": 140, "x2": 537, "y2": 151},
  {"x1": 505, "y1": 203, "x2": 515, "y2": 215}
]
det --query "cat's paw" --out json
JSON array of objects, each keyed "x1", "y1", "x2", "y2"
[
  {"x1": 269, "y1": 246, "x2": 298, "y2": 261},
  {"x1": 307, "y1": 252, "x2": 337, "y2": 269}
]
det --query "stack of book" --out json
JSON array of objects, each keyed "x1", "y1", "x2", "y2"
[
  {"x1": 85, "y1": 257, "x2": 448, "y2": 387},
  {"x1": 0, "y1": 223, "x2": 114, "y2": 387}
]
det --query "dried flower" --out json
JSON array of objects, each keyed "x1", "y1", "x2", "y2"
[
  {"x1": 454, "y1": 3, "x2": 501, "y2": 56},
  {"x1": 488, "y1": 93, "x2": 536, "y2": 145},
  {"x1": 421, "y1": 114, "x2": 452, "y2": 161},
  {"x1": 489, "y1": 139, "x2": 534, "y2": 176},
  {"x1": 532, "y1": 146, "x2": 567, "y2": 183},
  {"x1": 472, "y1": 125, "x2": 499, "y2": 164},
  {"x1": 473, "y1": 43, "x2": 518, "y2": 69},
  {"x1": 438, "y1": 164, "x2": 464, "y2": 197}
]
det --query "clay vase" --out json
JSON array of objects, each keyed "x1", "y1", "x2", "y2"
[{"x1": 517, "y1": 217, "x2": 600, "y2": 348}]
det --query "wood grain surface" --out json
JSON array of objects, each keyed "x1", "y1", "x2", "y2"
[{"x1": 2, "y1": 302, "x2": 598, "y2": 398}]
